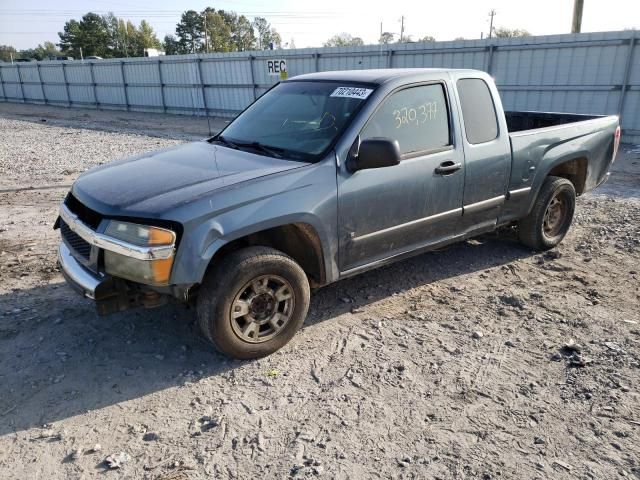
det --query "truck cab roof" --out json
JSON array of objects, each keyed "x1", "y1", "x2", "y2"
[{"x1": 288, "y1": 68, "x2": 482, "y2": 85}]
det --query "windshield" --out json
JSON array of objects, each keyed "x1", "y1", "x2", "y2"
[{"x1": 216, "y1": 81, "x2": 375, "y2": 161}]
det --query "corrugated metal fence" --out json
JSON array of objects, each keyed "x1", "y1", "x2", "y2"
[{"x1": 0, "y1": 30, "x2": 638, "y2": 142}]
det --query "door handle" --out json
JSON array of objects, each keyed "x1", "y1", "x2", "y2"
[{"x1": 435, "y1": 161, "x2": 462, "y2": 175}]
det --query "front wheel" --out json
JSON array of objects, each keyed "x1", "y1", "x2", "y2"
[
  {"x1": 197, "y1": 246, "x2": 310, "y2": 359},
  {"x1": 518, "y1": 176, "x2": 576, "y2": 250}
]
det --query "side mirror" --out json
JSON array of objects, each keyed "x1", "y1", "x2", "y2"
[{"x1": 346, "y1": 138, "x2": 401, "y2": 173}]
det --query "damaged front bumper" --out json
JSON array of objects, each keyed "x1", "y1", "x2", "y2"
[
  {"x1": 58, "y1": 242, "x2": 109, "y2": 300},
  {"x1": 58, "y1": 242, "x2": 167, "y2": 315}
]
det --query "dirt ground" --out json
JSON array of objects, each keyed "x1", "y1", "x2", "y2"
[{"x1": 0, "y1": 104, "x2": 639, "y2": 479}]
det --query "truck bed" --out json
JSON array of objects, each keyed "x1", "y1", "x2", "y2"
[
  {"x1": 505, "y1": 111, "x2": 603, "y2": 133},
  {"x1": 499, "y1": 111, "x2": 619, "y2": 226}
]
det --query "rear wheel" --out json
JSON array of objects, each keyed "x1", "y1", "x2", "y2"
[
  {"x1": 197, "y1": 246, "x2": 310, "y2": 359},
  {"x1": 518, "y1": 176, "x2": 576, "y2": 250}
]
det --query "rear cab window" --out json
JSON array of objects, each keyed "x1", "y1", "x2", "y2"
[
  {"x1": 456, "y1": 78, "x2": 499, "y2": 144},
  {"x1": 361, "y1": 83, "x2": 451, "y2": 156}
]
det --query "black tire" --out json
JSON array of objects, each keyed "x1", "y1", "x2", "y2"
[
  {"x1": 196, "y1": 246, "x2": 310, "y2": 359},
  {"x1": 518, "y1": 175, "x2": 576, "y2": 250}
]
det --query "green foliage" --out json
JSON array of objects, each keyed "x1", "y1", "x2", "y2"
[
  {"x1": 324, "y1": 33, "x2": 364, "y2": 47},
  {"x1": 163, "y1": 35, "x2": 180, "y2": 56},
  {"x1": 0, "y1": 45, "x2": 18, "y2": 62},
  {"x1": 19, "y1": 6, "x2": 283, "y2": 60},
  {"x1": 171, "y1": 8, "x2": 267, "y2": 54},
  {"x1": 420, "y1": 36, "x2": 436, "y2": 42},
  {"x1": 253, "y1": 17, "x2": 281, "y2": 49},
  {"x1": 18, "y1": 42, "x2": 61, "y2": 61},
  {"x1": 58, "y1": 13, "x2": 112, "y2": 58},
  {"x1": 202, "y1": 8, "x2": 233, "y2": 52},
  {"x1": 175, "y1": 10, "x2": 204, "y2": 53},
  {"x1": 493, "y1": 27, "x2": 531, "y2": 38},
  {"x1": 58, "y1": 12, "x2": 162, "y2": 58}
]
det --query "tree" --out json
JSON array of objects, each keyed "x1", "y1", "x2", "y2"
[
  {"x1": 324, "y1": 33, "x2": 364, "y2": 47},
  {"x1": 137, "y1": 20, "x2": 162, "y2": 54},
  {"x1": 175, "y1": 10, "x2": 204, "y2": 53},
  {"x1": 118, "y1": 19, "x2": 139, "y2": 57},
  {"x1": 202, "y1": 8, "x2": 232, "y2": 52},
  {"x1": 216, "y1": 10, "x2": 256, "y2": 51},
  {"x1": 231, "y1": 13, "x2": 257, "y2": 51},
  {"x1": 493, "y1": 27, "x2": 531, "y2": 38},
  {"x1": 0, "y1": 45, "x2": 17, "y2": 62},
  {"x1": 58, "y1": 12, "x2": 112, "y2": 58},
  {"x1": 103, "y1": 13, "x2": 126, "y2": 57},
  {"x1": 163, "y1": 35, "x2": 181, "y2": 55},
  {"x1": 253, "y1": 17, "x2": 282, "y2": 50},
  {"x1": 58, "y1": 19, "x2": 82, "y2": 57},
  {"x1": 420, "y1": 35, "x2": 436, "y2": 42},
  {"x1": 379, "y1": 32, "x2": 395, "y2": 44},
  {"x1": 21, "y1": 42, "x2": 61, "y2": 60}
]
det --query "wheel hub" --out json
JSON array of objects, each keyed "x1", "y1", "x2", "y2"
[
  {"x1": 229, "y1": 275, "x2": 295, "y2": 343},
  {"x1": 543, "y1": 194, "x2": 567, "y2": 237},
  {"x1": 250, "y1": 293, "x2": 276, "y2": 321}
]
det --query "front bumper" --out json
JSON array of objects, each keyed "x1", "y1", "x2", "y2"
[
  {"x1": 58, "y1": 242, "x2": 171, "y2": 314},
  {"x1": 58, "y1": 242, "x2": 110, "y2": 300}
]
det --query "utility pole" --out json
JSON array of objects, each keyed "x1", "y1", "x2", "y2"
[
  {"x1": 400, "y1": 16, "x2": 405, "y2": 43},
  {"x1": 488, "y1": 9, "x2": 496, "y2": 39},
  {"x1": 203, "y1": 13, "x2": 209, "y2": 53},
  {"x1": 571, "y1": 0, "x2": 584, "y2": 33}
]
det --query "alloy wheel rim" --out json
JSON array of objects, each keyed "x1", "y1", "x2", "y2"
[{"x1": 229, "y1": 275, "x2": 295, "y2": 343}]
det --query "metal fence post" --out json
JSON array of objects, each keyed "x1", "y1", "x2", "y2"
[
  {"x1": 387, "y1": 49, "x2": 394, "y2": 68},
  {"x1": 617, "y1": 33, "x2": 636, "y2": 116},
  {"x1": 249, "y1": 55, "x2": 257, "y2": 100},
  {"x1": 197, "y1": 57, "x2": 208, "y2": 116},
  {"x1": 88, "y1": 62, "x2": 99, "y2": 109},
  {"x1": 0, "y1": 66, "x2": 5, "y2": 101},
  {"x1": 485, "y1": 44, "x2": 496, "y2": 74},
  {"x1": 16, "y1": 63, "x2": 25, "y2": 102},
  {"x1": 314, "y1": 52, "x2": 320, "y2": 72},
  {"x1": 120, "y1": 61, "x2": 129, "y2": 111},
  {"x1": 157, "y1": 59, "x2": 166, "y2": 113},
  {"x1": 35, "y1": 63, "x2": 47, "y2": 105},
  {"x1": 61, "y1": 63, "x2": 71, "y2": 106}
]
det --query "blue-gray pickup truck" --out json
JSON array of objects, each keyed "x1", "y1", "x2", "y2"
[{"x1": 55, "y1": 68, "x2": 621, "y2": 358}]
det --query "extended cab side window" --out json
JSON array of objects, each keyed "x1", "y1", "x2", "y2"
[
  {"x1": 361, "y1": 84, "x2": 450, "y2": 155},
  {"x1": 456, "y1": 78, "x2": 499, "y2": 144}
]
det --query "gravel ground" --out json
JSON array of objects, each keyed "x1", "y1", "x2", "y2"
[
  {"x1": 0, "y1": 111, "x2": 639, "y2": 479},
  {"x1": 0, "y1": 118, "x2": 182, "y2": 188}
]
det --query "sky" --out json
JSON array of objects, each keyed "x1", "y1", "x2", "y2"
[{"x1": 1, "y1": 0, "x2": 639, "y2": 51}]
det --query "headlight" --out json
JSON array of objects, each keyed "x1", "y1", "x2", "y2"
[
  {"x1": 104, "y1": 221, "x2": 175, "y2": 246},
  {"x1": 103, "y1": 220, "x2": 176, "y2": 286}
]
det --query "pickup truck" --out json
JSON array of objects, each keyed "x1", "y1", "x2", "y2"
[{"x1": 55, "y1": 68, "x2": 621, "y2": 359}]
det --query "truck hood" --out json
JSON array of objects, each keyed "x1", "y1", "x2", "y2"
[{"x1": 71, "y1": 141, "x2": 305, "y2": 217}]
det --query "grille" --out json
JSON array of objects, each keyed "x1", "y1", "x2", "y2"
[
  {"x1": 64, "y1": 194, "x2": 102, "y2": 229},
  {"x1": 60, "y1": 219, "x2": 91, "y2": 260}
]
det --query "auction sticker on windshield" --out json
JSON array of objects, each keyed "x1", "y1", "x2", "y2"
[{"x1": 330, "y1": 87, "x2": 373, "y2": 99}]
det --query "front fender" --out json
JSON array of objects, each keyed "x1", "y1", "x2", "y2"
[{"x1": 169, "y1": 157, "x2": 339, "y2": 286}]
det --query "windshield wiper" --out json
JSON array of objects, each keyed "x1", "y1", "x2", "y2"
[
  {"x1": 233, "y1": 140, "x2": 285, "y2": 159},
  {"x1": 214, "y1": 136, "x2": 286, "y2": 159},
  {"x1": 213, "y1": 135, "x2": 239, "y2": 150}
]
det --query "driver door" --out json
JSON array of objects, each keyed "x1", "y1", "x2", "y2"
[{"x1": 337, "y1": 82, "x2": 465, "y2": 273}]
